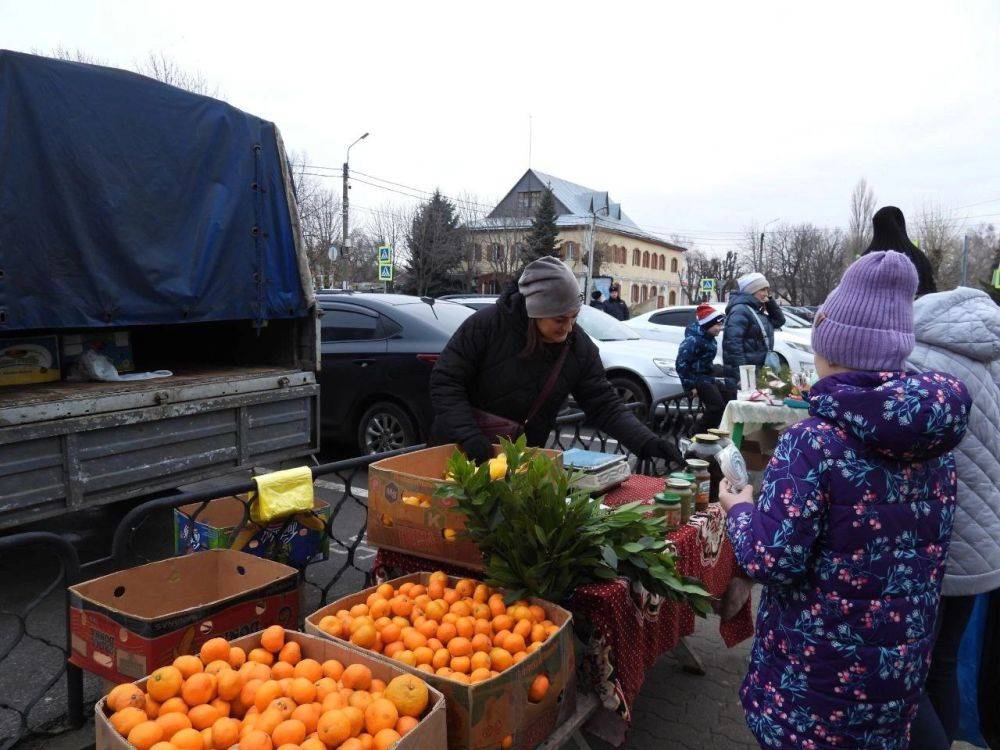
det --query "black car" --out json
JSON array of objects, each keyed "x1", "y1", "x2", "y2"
[{"x1": 317, "y1": 293, "x2": 473, "y2": 454}]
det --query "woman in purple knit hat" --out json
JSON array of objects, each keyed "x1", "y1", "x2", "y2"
[{"x1": 720, "y1": 251, "x2": 972, "y2": 749}]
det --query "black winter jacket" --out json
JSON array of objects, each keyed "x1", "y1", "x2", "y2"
[
  {"x1": 603, "y1": 297, "x2": 630, "y2": 321},
  {"x1": 721, "y1": 292, "x2": 786, "y2": 380},
  {"x1": 429, "y1": 289, "x2": 657, "y2": 456}
]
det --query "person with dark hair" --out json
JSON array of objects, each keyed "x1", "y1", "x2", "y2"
[
  {"x1": 676, "y1": 304, "x2": 735, "y2": 433},
  {"x1": 863, "y1": 205, "x2": 938, "y2": 296},
  {"x1": 589, "y1": 289, "x2": 605, "y2": 311},
  {"x1": 603, "y1": 282, "x2": 630, "y2": 321},
  {"x1": 429, "y1": 256, "x2": 682, "y2": 466}
]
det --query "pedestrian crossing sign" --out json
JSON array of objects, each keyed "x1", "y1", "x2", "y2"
[
  {"x1": 378, "y1": 245, "x2": 392, "y2": 262},
  {"x1": 700, "y1": 278, "x2": 716, "y2": 294},
  {"x1": 378, "y1": 263, "x2": 393, "y2": 281}
]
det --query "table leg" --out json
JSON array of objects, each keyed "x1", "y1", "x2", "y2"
[
  {"x1": 731, "y1": 421, "x2": 744, "y2": 448},
  {"x1": 672, "y1": 636, "x2": 706, "y2": 676}
]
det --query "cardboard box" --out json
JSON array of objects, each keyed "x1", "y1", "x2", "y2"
[
  {"x1": 70, "y1": 550, "x2": 299, "y2": 684},
  {"x1": 305, "y1": 573, "x2": 576, "y2": 750},
  {"x1": 367, "y1": 445, "x2": 562, "y2": 570},
  {"x1": 61, "y1": 330, "x2": 134, "y2": 374},
  {"x1": 94, "y1": 629, "x2": 448, "y2": 750},
  {"x1": 0, "y1": 334, "x2": 60, "y2": 386},
  {"x1": 173, "y1": 495, "x2": 331, "y2": 568}
]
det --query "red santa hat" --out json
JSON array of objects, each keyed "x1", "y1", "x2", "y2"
[{"x1": 696, "y1": 304, "x2": 725, "y2": 328}]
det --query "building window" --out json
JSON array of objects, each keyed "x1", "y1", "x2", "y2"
[
  {"x1": 490, "y1": 243, "x2": 504, "y2": 262},
  {"x1": 668, "y1": 290, "x2": 677, "y2": 305},
  {"x1": 642, "y1": 251, "x2": 650, "y2": 268},
  {"x1": 670, "y1": 257, "x2": 678, "y2": 273},
  {"x1": 564, "y1": 241, "x2": 578, "y2": 260},
  {"x1": 641, "y1": 286, "x2": 648, "y2": 302},
  {"x1": 488, "y1": 279, "x2": 500, "y2": 294},
  {"x1": 473, "y1": 244, "x2": 482, "y2": 262},
  {"x1": 659, "y1": 255, "x2": 666, "y2": 271},
  {"x1": 632, "y1": 248, "x2": 640, "y2": 266},
  {"x1": 631, "y1": 284, "x2": 639, "y2": 303},
  {"x1": 516, "y1": 191, "x2": 542, "y2": 214},
  {"x1": 513, "y1": 242, "x2": 526, "y2": 260}
]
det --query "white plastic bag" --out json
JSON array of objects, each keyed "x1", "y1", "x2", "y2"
[{"x1": 75, "y1": 350, "x2": 172, "y2": 382}]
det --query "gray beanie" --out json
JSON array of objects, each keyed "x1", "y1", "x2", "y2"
[{"x1": 518, "y1": 257, "x2": 583, "y2": 318}]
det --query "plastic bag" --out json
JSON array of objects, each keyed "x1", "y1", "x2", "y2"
[
  {"x1": 73, "y1": 350, "x2": 172, "y2": 382},
  {"x1": 250, "y1": 466, "x2": 315, "y2": 524}
]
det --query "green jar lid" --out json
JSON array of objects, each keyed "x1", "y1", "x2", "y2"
[
  {"x1": 665, "y1": 478, "x2": 692, "y2": 491},
  {"x1": 670, "y1": 471, "x2": 695, "y2": 482},
  {"x1": 654, "y1": 492, "x2": 682, "y2": 505},
  {"x1": 685, "y1": 458, "x2": 710, "y2": 469}
]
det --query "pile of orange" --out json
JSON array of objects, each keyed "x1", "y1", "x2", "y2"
[
  {"x1": 316, "y1": 572, "x2": 556, "y2": 695},
  {"x1": 103, "y1": 626, "x2": 430, "y2": 750}
]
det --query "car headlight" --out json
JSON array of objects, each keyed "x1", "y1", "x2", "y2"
[
  {"x1": 786, "y1": 341, "x2": 813, "y2": 354},
  {"x1": 652, "y1": 358, "x2": 679, "y2": 378}
]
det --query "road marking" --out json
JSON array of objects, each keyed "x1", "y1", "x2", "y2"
[{"x1": 314, "y1": 479, "x2": 369, "y2": 498}]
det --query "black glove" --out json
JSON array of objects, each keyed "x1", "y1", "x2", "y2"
[
  {"x1": 641, "y1": 437, "x2": 684, "y2": 468},
  {"x1": 461, "y1": 435, "x2": 492, "y2": 465}
]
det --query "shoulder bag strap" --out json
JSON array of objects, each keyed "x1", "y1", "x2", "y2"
[
  {"x1": 747, "y1": 306, "x2": 773, "y2": 350},
  {"x1": 523, "y1": 343, "x2": 570, "y2": 428}
]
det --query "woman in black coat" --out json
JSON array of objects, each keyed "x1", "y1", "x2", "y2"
[
  {"x1": 430, "y1": 257, "x2": 681, "y2": 466},
  {"x1": 721, "y1": 272, "x2": 785, "y2": 380}
]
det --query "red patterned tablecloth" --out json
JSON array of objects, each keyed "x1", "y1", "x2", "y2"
[{"x1": 370, "y1": 475, "x2": 754, "y2": 747}]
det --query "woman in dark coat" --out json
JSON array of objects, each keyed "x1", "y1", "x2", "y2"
[
  {"x1": 722, "y1": 272, "x2": 786, "y2": 380},
  {"x1": 429, "y1": 256, "x2": 681, "y2": 465}
]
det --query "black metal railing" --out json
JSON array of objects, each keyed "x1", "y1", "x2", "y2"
[{"x1": 0, "y1": 392, "x2": 703, "y2": 747}]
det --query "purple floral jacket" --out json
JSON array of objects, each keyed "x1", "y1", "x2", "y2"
[{"x1": 726, "y1": 370, "x2": 971, "y2": 750}]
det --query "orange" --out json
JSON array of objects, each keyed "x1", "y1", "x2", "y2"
[
  {"x1": 348, "y1": 690, "x2": 374, "y2": 711},
  {"x1": 470, "y1": 668, "x2": 493, "y2": 684},
  {"x1": 416, "y1": 663, "x2": 434, "y2": 674},
  {"x1": 395, "y1": 715, "x2": 419, "y2": 736},
  {"x1": 339, "y1": 740, "x2": 364, "y2": 750},
  {"x1": 502, "y1": 634, "x2": 526, "y2": 654},
  {"x1": 450, "y1": 656, "x2": 471, "y2": 674},
  {"x1": 169, "y1": 727, "x2": 203, "y2": 750},
  {"x1": 410, "y1": 584, "x2": 427, "y2": 598},
  {"x1": 248, "y1": 648, "x2": 275, "y2": 666},
  {"x1": 204, "y1": 659, "x2": 232, "y2": 677},
  {"x1": 401, "y1": 628, "x2": 426, "y2": 651},
  {"x1": 293, "y1": 704, "x2": 322, "y2": 735},
  {"x1": 187, "y1": 703, "x2": 220, "y2": 731},
  {"x1": 426, "y1": 638, "x2": 444, "y2": 653},
  {"x1": 488, "y1": 595, "x2": 506, "y2": 618},
  {"x1": 322, "y1": 659, "x2": 345, "y2": 681},
  {"x1": 513, "y1": 651, "x2": 528, "y2": 664},
  {"x1": 349, "y1": 603, "x2": 370, "y2": 618},
  {"x1": 342, "y1": 705, "x2": 365, "y2": 737},
  {"x1": 530, "y1": 624, "x2": 547, "y2": 643},
  {"x1": 155, "y1": 710, "x2": 192, "y2": 739},
  {"x1": 389, "y1": 597, "x2": 413, "y2": 618},
  {"x1": 238, "y1": 729, "x2": 273, "y2": 750},
  {"x1": 398, "y1": 583, "x2": 414, "y2": 597},
  {"x1": 472, "y1": 603, "x2": 492, "y2": 621},
  {"x1": 502, "y1": 736, "x2": 514, "y2": 749},
  {"x1": 243, "y1": 662, "x2": 272, "y2": 683},
  {"x1": 383, "y1": 641, "x2": 404, "y2": 659},
  {"x1": 319, "y1": 616, "x2": 344, "y2": 638},
  {"x1": 271, "y1": 661, "x2": 294, "y2": 680},
  {"x1": 470, "y1": 652, "x2": 491, "y2": 671},
  {"x1": 182, "y1": 672, "x2": 217, "y2": 707},
  {"x1": 435, "y1": 622, "x2": 457, "y2": 645},
  {"x1": 277, "y1": 640, "x2": 301, "y2": 665},
  {"x1": 373, "y1": 728, "x2": 402, "y2": 750},
  {"x1": 513, "y1": 619, "x2": 532, "y2": 640},
  {"x1": 253, "y1": 681, "x2": 284, "y2": 713},
  {"x1": 493, "y1": 629, "x2": 511, "y2": 648},
  {"x1": 268, "y1": 697, "x2": 296, "y2": 720},
  {"x1": 379, "y1": 622, "x2": 402, "y2": 645},
  {"x1": 127, "y1": 720, "x2": 164, "y2": 750},
  {"x1": 427, "y1": 581, "x2": 445, "y2": 600},
  {"x1": 315, "y1": 678, "x2": 338, "y2": 701},
  {"x1": 473, "y1": 584, "x2": 490, "y2": 603},
  {"x1": 423, "y1": 600, "x2": 447, "y2": 622},
  {"x1": 108, "y1": 683, "x2": 146, "y2": 712},
  {"x1": 528, "y1": 674, "x2": 549, "y2": 702},
  {"x1": 351, "y1": 624, "x2": 378, "y2": 650},
  {"x1": 394, "y1": 650, "x2": 417, "y2": 667},
  {"x1": 371, "y1": 679, "x2": 386, "y2": 694},
  {"x1": 447, "y1": 637, "x2": 472, "y2": 657},
  {"x1": 217, "y1": 669, "x2": 243, "y2": 702},
  {"x1": 529, "y1": 605, "x2": 546, "y2": 623},
  {"x1": 471, "y1": 634, "x2": 493, "y2": 653},
  {"x1": 416, "y1": 619, "x2": 437, "y2": 639},
  {"x1": 442, "y1": 589, "x2": 460, "y2": 605},
  {"x1": 341, "y1": 664, "x2": 373, "y2": 691},
  {"x1": 110, "y1": 707, "x2": 148, "y2": 737},
  {"x1": 455, "y1": 617, "x2": 475, "y2": 639},
  {"x1": 260, "y1": 625, "x2": 285, "y2": 653},
  {"x1": 172, "y1": 654, "x2": 203, "y2": 679},
  {"x1": 376, "y1": 583, "x2": 395, "y2": 599},
  {"x1": 288, "y1": 677, "x2": 315, "y2": 705},
  {"x1": 293, "y1": 658, "x2": 323, "y2": 682},
  {"x1": 228, "y1": 646, "x2": 247, "y2": 669},
  {"x1": 149, "y1": 743, "x2": 176, "y2": 750},
  {"x1": 144, "y1": 693, "x2": 161, "y2": 719},
  {"x1": 432, "y1": 648, "x2": 451, "y2": 670},
  {"x1": 435, "y1": 667, "x2": 453, "y2": 678},
  {"x1": 527, "y1": 642, "x2": 543, "y2": 655},
  {"x1": 207, "y1": 717, "x2": 237, "y2": 748},
  {"x1": 492, "y1": 614, "x2": 513, "y2": 633},
  {"x1": 490, "y1": 648, "x2": 514, "y2": 671},
  {"x1": 322, "y1": 692, "x2": 345, "y2": 713},
  {"x1": 254, "y1": 707, "x2": 285, "y2": 736},
  {"x1": 317, "y1": 709, "x2": 352, "y2": 747},
  {"x1": 384, "y1": 675, "x2": 429, "y2": 718},
  {"x1": 199, "y1": 637, "x2": 230, "y2": 665},
  {"x1": 272, "y1": 719, "x2": 307, "y2": 746},
  {"x1": 301, "y1": 739, "x2": 327, "y2": 750},
  {"x1": 449, "y1": 601, "x2": 472, "y2": 618},
  {"x1": 510, "y1": 605, "x2": 531, "y2": 622},
  {"x1": 159, "y1": 697, "x2": 189, "y2": 716},
  {"x1": 240, "y1": 679, "x2": 264, "y2": 709},
  {"x1": 147, "y1": 666, "x2": 183, "y2": 702},
  {"x1": 364, "y1": 698, "x2": 399, "y2": 735}
]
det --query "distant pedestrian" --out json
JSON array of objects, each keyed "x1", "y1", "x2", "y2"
[
  {"x1": 720, "y1": 251, "x2": 971, "y2": 750},
  {"x1": 676, "y1": 304, "x2": 735, "y2": 433},
  {"x1": 589, "y1": 290, "x2": 605, "y2": 311},
  {"x1": 722, "y1": 272, "x2": 785, "y2": 380},
  {"x1": 603, "y1": 282, "x2": 630, "y2": 321},
  {"x1": 864, "y1": 205, "x2": 937, "y2": 296}
]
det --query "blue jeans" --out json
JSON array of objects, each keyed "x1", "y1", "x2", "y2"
[{"x1": 909, "y1": 595, "x2": 976, "y2": 749}]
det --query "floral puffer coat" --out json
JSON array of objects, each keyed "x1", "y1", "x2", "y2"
[{"x1": 726, "y1": 370, "x2": 971, "y2": 750}]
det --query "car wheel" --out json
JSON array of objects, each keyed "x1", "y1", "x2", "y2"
[
  {"x1": 357, "y1": 402, "x2": 417, "y2": 455},
  {"x1": 609, "y1": 376, "x2": 650, "y2": 419}
]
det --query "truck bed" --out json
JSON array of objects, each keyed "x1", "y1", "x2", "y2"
[{"x1": 0, "y1": 365, "x2": 319, "y2": 528}]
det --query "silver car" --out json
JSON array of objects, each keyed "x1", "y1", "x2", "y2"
[{"x1": 441, "y1": 295, "x2": 686, "y2": 409}]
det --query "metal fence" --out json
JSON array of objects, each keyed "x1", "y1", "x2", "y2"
[{"x1": 0, "y1": 394, "x2": 702, "y2": 747}]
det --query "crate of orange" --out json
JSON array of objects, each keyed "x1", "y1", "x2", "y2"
[
  {"x1": 366, "y1": 445, "x2": 562, "y2": 571},
  {"x1": 94, "y1": 626, "x2": 447, "y2": 750},
  {"x1": 304, "y1": 572, "x2": 576, "y2": 750}
]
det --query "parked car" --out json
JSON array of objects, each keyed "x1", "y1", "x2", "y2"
[
  {"x1": 628, "y1": 303, "x2": 815, "y2": 374},
  {"x1": 783, "y1": 305, "x2": 818, "y2": 322},
  {"x1": 318, "y1": 293, "x2": 473, "y2": 453},
  {"x1": 442, "y1": 295, "x2": 686, "y2": 410}
]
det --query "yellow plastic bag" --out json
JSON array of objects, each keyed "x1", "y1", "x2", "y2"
[{"x1": 250, "y1": 466, "x2": 314, "y2": 525}]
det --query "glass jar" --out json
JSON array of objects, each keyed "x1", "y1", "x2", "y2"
[
  {"x1": 685, "y1": 434, "x2": 724, "y2": 503},
  {"x1": 708, "y1": 428, "x2": 732, "y2": 449},
  {"x1": 685, "y1": 459, "x2": 711, "y2": 512},
  {"x1": 665, "y1": 477, "x2": 694, "y2": 524},
  {"x1": 655, "y1": 493, "x2": 682, "y2": 532}
]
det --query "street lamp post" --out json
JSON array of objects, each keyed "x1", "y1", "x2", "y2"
[
  {"x1": 585, "y1": 204, "x2": 609, "y2": 301},
  {"x1": 342, "y1": 132, "x2": 370, "y2": 256},
  {"x1": 759, "y1": 217, "x2": 780, "y2": 258}
]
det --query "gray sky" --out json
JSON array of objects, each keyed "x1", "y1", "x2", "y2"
[{"x1": 3, "y1": 0, "x2": 1000, "y2": 251}]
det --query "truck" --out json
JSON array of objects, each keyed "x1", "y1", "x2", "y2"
[{"x1": 0, "y1": 51, "x2": 320, "y2": 528}]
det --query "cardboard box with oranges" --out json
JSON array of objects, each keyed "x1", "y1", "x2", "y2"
[
  {"x1": 366, "y1": 445, "x2": 562, "y2": 571},
  {"x1": 305, "y1": 572, "x2": 576, "y2": 750},
  {"x1": 93, "y1": 629, "x2": 448, "y2": 749}
]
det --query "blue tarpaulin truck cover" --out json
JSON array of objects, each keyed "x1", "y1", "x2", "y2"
[{"x1": 0, "y1": 50, "x2": 312, "y2": 331}]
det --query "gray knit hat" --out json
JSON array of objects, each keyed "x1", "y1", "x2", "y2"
[{"x1": 518, "y1": 257, "x2": 584, "y2": 318}]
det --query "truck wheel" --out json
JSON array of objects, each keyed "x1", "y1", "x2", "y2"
[
  {"x1": 358, "y1": 402, "x2": 417, "y2": 455},
  {"x1": 609, "y1": 376, "x2": 650, "y2": 420}
]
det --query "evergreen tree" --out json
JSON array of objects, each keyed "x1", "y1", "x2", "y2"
[
  {"x1": 402, "y1": 191, "x2": 466, "y2": 296},
  {"x1": 524, "y1": 188, "x2": 560, "y2": 263}
]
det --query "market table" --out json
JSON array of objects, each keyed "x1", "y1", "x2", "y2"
[
  {"x1": 370, "y1": 475, "x2": 755, "y2": 747},
  {"x1": 719, "y1": 397, "x2": 808, "y2": 447}
]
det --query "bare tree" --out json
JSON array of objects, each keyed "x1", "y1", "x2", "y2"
[
  {"x1": 34, "y1": 46, "x2": 107, "y2": 65},
  {"x1": 677, "y1": 249, "x2": 710, "y2": 303},
  {"x1": 133, "y1": 52, "x2": 222, "y2": 97},
  {"x1": 914, "y1": 202, "x2": 961, "y2": 287},
  {"x1": 288, "y1": 153, "x2": 341, "y2": 287},
  {"x1": 846, "y1": 178, "x2": 877, "y2": 268},
  {"x1": 742, "y1": 224, "x2": 844, "y2": 305}
]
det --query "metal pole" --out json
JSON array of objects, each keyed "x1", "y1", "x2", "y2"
[
  {"x1": 962, "y1": 234, "x2": 969, "y2": 287},
  {"x1": 586, "y1": 210, "x2": 597, "y2": 300},
  {"x1": 342, "y1": 161, "x2": 349, "y2": 256}
]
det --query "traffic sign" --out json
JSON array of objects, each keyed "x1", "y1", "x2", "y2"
[
  {"x1": 699, "y1": 278, "x2": 716, "y2": 293},
  {"x1": 378, "y1": 245, "x2": 392, "y2": 262},
  {"x1": 378, "y1": 263, "x2": 393, "y2": 282}
]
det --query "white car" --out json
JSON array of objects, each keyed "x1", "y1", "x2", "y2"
[
  {"x1": 441, "y1": 295, "x2": 687, "y2": 409},
  {"x1": 628, "y1": 303, "x2": 815, "y2": 374}
]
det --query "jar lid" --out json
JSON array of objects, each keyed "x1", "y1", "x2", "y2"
[
  {"x1": 685, "y1": 458, "x2": 710, "y2": 468},
  {"x1": 708, "y1": 428, "x2": 730, "y2": 438},
  {"x1": 669, "y1": 471, "x2": 695, "y2": 481},
  {"x1": 694, "y1": 434, "x2": 720, "y2": 443},
  {"x1": 655, "y1": 493, "x2": 681, "y2": 505},
  {"x1": 666, "y1": 478, "x2": 691, "y2": 490}
]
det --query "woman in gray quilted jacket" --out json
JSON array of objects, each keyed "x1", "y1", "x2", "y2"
[{"x1": 863, "y1": 208, "x2": 1000, "y2": 749}]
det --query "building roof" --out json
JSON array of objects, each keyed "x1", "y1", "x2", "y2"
[{"x1": 471, "y1": 169, "x2": 686, "y2": 252}]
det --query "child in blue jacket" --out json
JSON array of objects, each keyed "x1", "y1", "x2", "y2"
[{"x1": 676, "y1": 303, "x2": 736, "y2": 433}]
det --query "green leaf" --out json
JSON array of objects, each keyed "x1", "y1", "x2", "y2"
[{"x1": 600, "y1": 545, "x2": 618, "y2": 569}]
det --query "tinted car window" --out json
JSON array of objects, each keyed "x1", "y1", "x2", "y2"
[
  {"x1": 650, "y1": 310, "x2": 695, "y2": 327},
  {"x1": 321, "y1": 309, "x2": 379, "y2": 341},
  {"x1": 577, "y1": 306, "x2": 640, "y2": 341},
  {"x1": 396, "y1": 301, "x2": 474, "y2": 331}
]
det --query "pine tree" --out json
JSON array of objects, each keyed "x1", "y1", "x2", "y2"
[
  {"x1": 523, "y1": 188, "x2": 560, "y2": 264},
  {"x1": 402, "y1": 191, "x2": 466, "y2": 296}
]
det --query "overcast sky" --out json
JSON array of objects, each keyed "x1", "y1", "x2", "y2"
[{"x1": 3, "y1": 1, "x2": 999, "y2": 251}]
